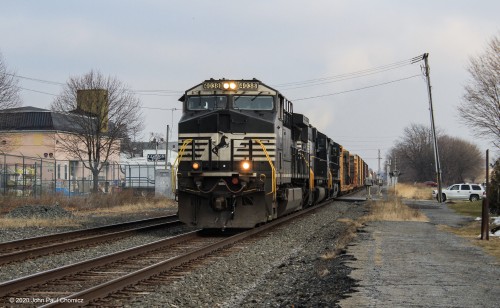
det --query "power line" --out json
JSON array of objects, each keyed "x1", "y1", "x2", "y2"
[
  {"x1": 273, "y1": 55, "x2": 423, "y2": 88},
  {"x1": 291, "y1": 74, "x2": 420, "y2": 101},
  {"x1": 277, "y1": 65, "x2": 413, "y2": 91},
  {"x1": 13, "y1": 55, "x2": 425, "y2": 100},
  {"x1": 7, "y1": 73, "x2": 65, "y2": 86},
  {"x1": 19, "y1": 87, "x2": 57, "y2": 96}
]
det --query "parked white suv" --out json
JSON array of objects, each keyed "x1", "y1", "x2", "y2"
[{"x1": 433, "y1": 183, "x2": 485, "y2": 202}]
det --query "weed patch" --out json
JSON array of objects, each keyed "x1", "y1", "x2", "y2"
[
  {"x1": 0, "y1": 191, "x2": 177, "y2": 228},
  {"x1": 439, "y1": 221, "x2": 500, "y2": 262},
  {"x1": 319, "y1": 218, "x2": 363, "y2": 261},
  {"x1": 0, "y1": 217, "x2": 83, "y2": 228},
  {"x1": 363, "y1": 199, "x2": 429, "y2": 222},
  {"x1": 387, "y1": 183, "x2": 433, "y2": 200},
  {"x1": 442, "y1": 203, "x2": 500, "y2": 262}
]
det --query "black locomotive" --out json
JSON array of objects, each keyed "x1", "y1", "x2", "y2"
[{"x1": 174, "y1": 79, "x2": 367, "y2": 229}]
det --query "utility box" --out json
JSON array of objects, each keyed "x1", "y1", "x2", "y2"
[{"x1": 155, "y1": 169, "x2": 174, "y2": 199}]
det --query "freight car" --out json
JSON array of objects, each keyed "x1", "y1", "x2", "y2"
[{"x1": 173, "y1": 78, "x2": 368, "y2": 229}]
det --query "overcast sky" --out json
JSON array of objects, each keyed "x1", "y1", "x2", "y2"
[{"x1": 1, "y1": 0, "x2": 498, "y2": 171}]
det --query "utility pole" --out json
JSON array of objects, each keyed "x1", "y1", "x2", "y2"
[
  {"x1": 393, "y1": 157, "x2": 399, "y2": 186},
  {"x1": 481, "y1": 149, "x2": 490, "y2": 240},
  {"x1": 423, "y1": 53, "x2": 443, "y2": 203},
  {"x1": 377, "y1": 149, "x2": 381, "y2": 178},
  {"x1": 165, "y1": 125, "x2": 169, "y2": 170}
]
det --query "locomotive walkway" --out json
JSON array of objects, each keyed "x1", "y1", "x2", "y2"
[{"x1": 340, "y1": 197, "x2": 500, "y2": 307}]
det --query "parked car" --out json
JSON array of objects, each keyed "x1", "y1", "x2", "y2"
[
  {"x1": 432, "y1": 183, "x2": 486, "y2": 202},
  {"x1": 423, "y1": 181, "x2": 438, "y2": 187}
]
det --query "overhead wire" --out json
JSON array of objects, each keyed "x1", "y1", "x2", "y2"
[
  {"x1": 11, "y1": 54, "x2": 426, "y2": 103},
  {"x1": 291, "y1": 74, "x2": 421, "y2": 101},
  {"x1": 273, "y1": 55, "x2": 424, "y2": 88}
]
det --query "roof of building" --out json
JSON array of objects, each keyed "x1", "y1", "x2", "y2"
[{"x1": 0, "y1": 106, "x2": 84, "y2": 133}]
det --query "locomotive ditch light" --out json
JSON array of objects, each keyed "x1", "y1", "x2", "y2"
[
  {"x1": 240, "y1": 160, "x2": 252, "y2": 172},
  {"x1": 191, "y1": 161, "x2": 202, "y2": 172}
]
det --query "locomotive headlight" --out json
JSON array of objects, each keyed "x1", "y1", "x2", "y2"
[{"x1": 223, "y1": 82, "x2": 237, "y2": 90}]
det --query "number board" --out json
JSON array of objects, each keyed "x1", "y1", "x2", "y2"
[
  {"x1": 238, "y1": 82, "x2": 259, "y2": 90},
  {"x1": 202, "y1": 82, "x2": 223, "y2": 90},
  {"x1": 202, "y1": 81, "x2": 259, "y2": 90}
]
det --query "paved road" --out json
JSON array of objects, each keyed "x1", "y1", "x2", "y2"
[{"x1": 340, "y1": 200, "x2": 500, "y2": 308}]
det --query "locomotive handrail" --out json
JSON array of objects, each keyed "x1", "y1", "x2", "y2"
[
  {"x1": 298, "y1": 151, "x2": 315, "y2": 190},
  {"x1": 171, "y1": 139, "x2": 193, "y2": 194},
  {"x1": 328, "y1": 169, "x2": 333, "y2": 189},
  {"x1": 253, "y1": 139, "x2": 276, "y2": 201}
]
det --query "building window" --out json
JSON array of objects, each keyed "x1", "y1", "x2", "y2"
[{"x1": 70, "y1": 161, "x2": 78, "y2": 178}]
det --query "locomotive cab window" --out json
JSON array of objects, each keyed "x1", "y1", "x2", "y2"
[
  {"x1": 187, "y1": 96, "x2": 227, "y2": 110},
  {"x1": 233, "y1": 95, "x2": 274, "y2": 110}
]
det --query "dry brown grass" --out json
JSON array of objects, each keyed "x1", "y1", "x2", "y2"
[
  {"x1": 0, "y1": 217, "x2": 83, "y2": 228},
  {"x1": 439, "y1": 221, "x2": 500, "y2": 262},
  {"x1": 318, "y1": 198, "x2": 428, "y2": 264},
  {"x1": 387, "y1": 183, "x2": 433, "y2": 200},
  {"x1": 0, "y1": 190, "x2": 177, "y2": 228},
  {"x1": 0, "y1": 190, "x2": 175, "y2": 214},
  {"x1": 362, "y1": 199, "x2": 429, "y2": 223},
  {"x1": 72, "y1": 198, "x2": 176, "y2": 216},
  {"x1": 319, "y1": 218, "x2": 362, "y2": 261}
]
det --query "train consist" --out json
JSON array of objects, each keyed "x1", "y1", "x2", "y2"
[{"x1": 173, "y1": 79, "x2": 369, "y2": 229}]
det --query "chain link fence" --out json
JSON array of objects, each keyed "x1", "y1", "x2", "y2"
[{"x1": 0, "y1": 153, "x2": 166, "y2": 197}]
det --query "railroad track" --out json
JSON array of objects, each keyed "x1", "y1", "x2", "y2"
[
  {"x1": 0, "y1": 215, "x2": 182, "y2": 265},
  {"x1": 0, "y1": 201, "x2": 328, "y2": 307}
]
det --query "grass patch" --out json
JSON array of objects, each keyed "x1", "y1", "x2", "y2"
[
  {"x1": 318, "y1": 198, "x2": 428, "y2": 263},
  {"x1": 440, "y1": 221, "x2": 500, "y2": 262},
  {"x1": 443, "y1": 200, "x2": 500, "y2": 262},
  {"x1": 387, "y1": 183, "x2": 433, "y2": 200},
  {"x1": 363, "y1": 199, "x2": 429, "y2": 222},
  {"x1": 0, "y1": 190, "x2": 178, "y2": 228},
  {"x1": 447, "y1": 200, "x2": 483, "y2": 217},
  {"x1": 0, "y1": 217, "x2": 83, "y2": 228},
  {"x1": 72, "y1": 199, "x2": 176, "y2": 216},
  {"x1": 0, "y1": 190, "x2": 176, "y2": 214},
  {"x1": 319, "y1": 218, "x2": 362, "y2": 261}
]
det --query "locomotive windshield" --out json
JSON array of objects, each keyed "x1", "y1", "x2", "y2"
[
  {"x1": 187, "y1": 96, "x2": 227, "y2": 110},
  {"x1": 233, "y1": 95, "x2": 274, "y2": 110}
]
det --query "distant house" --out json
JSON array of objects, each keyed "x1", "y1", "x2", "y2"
[{"x1": 0, "y1": 106, "x2": 120, "y2": 194}]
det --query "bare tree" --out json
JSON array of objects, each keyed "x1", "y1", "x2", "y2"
[
  {"x1": 438, "y1": 135, "x2": 483, "y2": 184},
  {"x1": 489, "y1": 158, "x2": 500, "y2": 214},
  {"x1": 459, "y1": 33, "x2": 500, "y2": 150},
  {"x1": 0, "y1": 52, "x2": 21, "y2": 110},
  {"x1": 389, "y1": 124, "x2": 436, "y2": 183},
  {"x1": 0, "y1": 52, "x2": 22, "y2": 152},
  {"x1": 51, "y1": 70, "x2": 144, "y2": 193},
  {"x1": 388, "y1": 124, "x2": 483, "y2": 184}
]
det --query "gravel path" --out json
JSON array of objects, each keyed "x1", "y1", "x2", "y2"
[{"x1": 339, "y1": 200, "x2": 500, "y2": 308}]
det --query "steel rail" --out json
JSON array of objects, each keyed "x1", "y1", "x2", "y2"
[
  {"x1": 0, "y1": 215, "x2": 176, "y2": 251},
  {"x1": 41, "y1": 202, "x2": 329, "y2": 307},
  {"x1": 0, "y1": 216, "x2": 182, "y2": 265},
  {"x1": 0, "y1": 231, "x2": 201, "y2": 297}
]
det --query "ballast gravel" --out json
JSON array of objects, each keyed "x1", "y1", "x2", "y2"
[
  {"x1": 1, "y1": 201, "x2": 367, "y2": 306},
  {"x1": 0, "y1": 206, "x2": 194, "y2": 282},
  {"x1": 123, "y1": 201, "x2": 367, "y2": 307}
]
